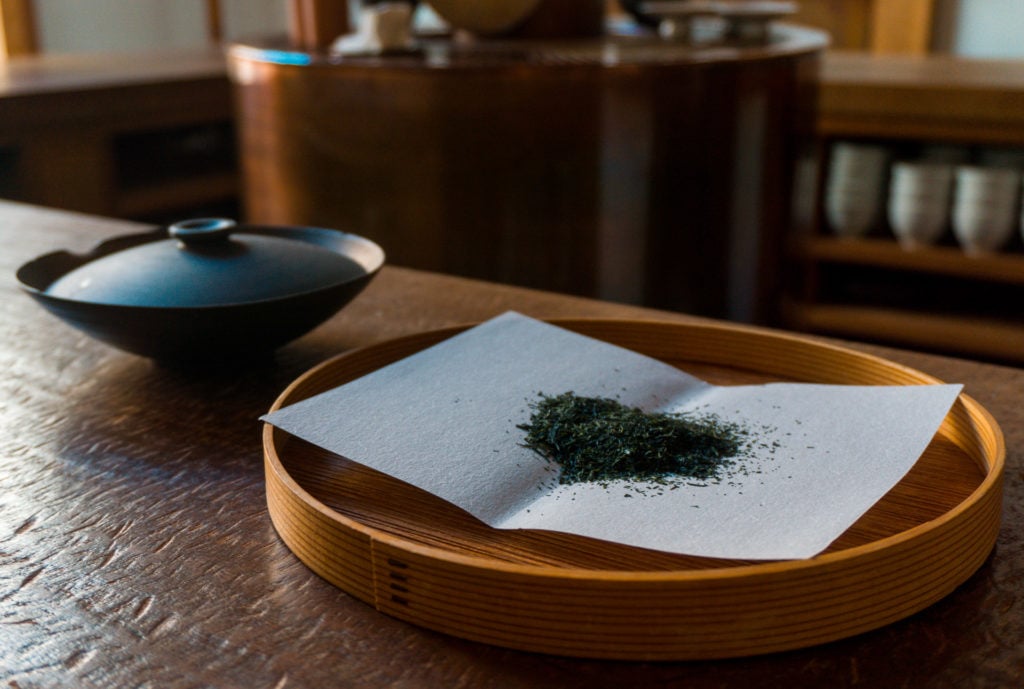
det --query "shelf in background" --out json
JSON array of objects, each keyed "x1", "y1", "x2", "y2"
[
  {"x1": 0, "y1": 49, "x2": 236, "y2": 222},
  {"x1": 795, "y1": 236, "x2": 1024, "y2": 287},
  {"x1": 114, "y1": 172, "x2": 238, "y2": 219},
  {"x1": 784, "y1": 301, "x2": 1024, "y2": 364},
  {"x1": 820, "y1": 52, "x2": 1024, "y2": 145},
  {"x1": 785, "y1": 53, "x2": 1024, "y2": 365}
]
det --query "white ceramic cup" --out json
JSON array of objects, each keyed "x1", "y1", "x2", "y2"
[
  {"x1": 890, "y1": 162, "x2": 953, "y2": 198},
  {"x1": 888, "y1": 197, "x2": 948, "y2": 249},
  {"x1": 828, "y1": 144, "x2": 888, "y2": 195},
  {"x1": 955, "y1": 165, "x2": 1019, "y2": 197},
  {"x1": 952, "y1": 166, "x2": 1020, "y2": 254},
  {"x1": 887, "y1": 162, "x2": 953, "y2": 248},
  {"x1": 829, "y1": 143, "x2": 889, "y2": 175},
  {"x1": 826, "y1": 183, "x2": 882, "y2": 202},
  {"x1": 823, "y1": 144, "x2": 892, "y2": 237},
  {"x1": 954, "y1": 189, "x2": 1020, "y2": 209},
  {"x1": 826, "y1": 182, "x2": 884, "y2": 237},
  {"x1": 826, "y1": 192, "x2": 878, "y2": 237},
  {"x1": 953, "y1": 201, "x2": 1017, "y2": 255}
]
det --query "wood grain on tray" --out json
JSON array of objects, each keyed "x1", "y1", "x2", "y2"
[{"x1": 263, "y1": 319, "x2": 1003, "y2": 660}]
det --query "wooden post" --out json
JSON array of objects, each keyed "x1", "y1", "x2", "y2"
[
  {"x1": 0, "y1": 0, "x2": 38, "y2": 57},
  {"x1": 205, "y1": 0, "x2": 223, "y2": 43},
  {"x1": 870, "y1": 0, "x2": 935, "y2": 54},
  {"x1": 789, "y1": 0, "x2": 936, "y2": 54}
]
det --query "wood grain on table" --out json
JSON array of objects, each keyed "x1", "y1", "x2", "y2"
[{"x1": 2, "y1": 201, "x2": 1023, "y2": 688}]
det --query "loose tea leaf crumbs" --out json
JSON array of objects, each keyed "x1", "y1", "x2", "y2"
[{"x1": 517, "y1": 392, "x2": 749, "y2": 486}]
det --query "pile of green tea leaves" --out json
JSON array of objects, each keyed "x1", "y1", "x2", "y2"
[{"x1": 518, "y1": 392, "x2": 748, "y2": 485}]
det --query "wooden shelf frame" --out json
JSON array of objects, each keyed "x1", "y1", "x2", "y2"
[
  {"x1": 795, "y1": 236, "x2": 1024, "y2": 287},
  {"x1": 784, "y1": 301, "x2": 1024, "y2": 364},
  {"x1": 114, "y1": 171, "x2": 239, "y2": 219},
  {"x1": 819, "y1": 52, "x2": 1024, "y2": 145},
  {"x1": 785, "y1": 52, "x2": 1024, "y2": 364}
]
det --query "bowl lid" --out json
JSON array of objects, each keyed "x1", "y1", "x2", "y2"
[{"x1": 33, "y1": 218, "x2": 383, "y2": 308}]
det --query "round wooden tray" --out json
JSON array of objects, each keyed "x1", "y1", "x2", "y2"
[{"x1": 263, "y1": 319, "x2": 1004, "y2": 660}]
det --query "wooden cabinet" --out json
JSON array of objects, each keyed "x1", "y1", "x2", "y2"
[
  {"x1": 230, "y1": 27, "x2": 826, "y2": 320},
  {"x1": 0, "y1": 49, "x2": 237, "y2": 223},
  {"x1": 785, "y1": 51, "x2": 1024, "y2": 364}
]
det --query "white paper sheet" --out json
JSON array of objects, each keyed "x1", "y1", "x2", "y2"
[{"x1": 262, "y1": 312, "x2": 962, "y2": 560}]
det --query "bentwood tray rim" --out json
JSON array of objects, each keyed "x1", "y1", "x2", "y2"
[
  {"x1": 264, "y1": 318, "x2": 1002, "y2": 577},
  {"x1": 261, "y1": 317, "x2": 1004, "y2": 659}
]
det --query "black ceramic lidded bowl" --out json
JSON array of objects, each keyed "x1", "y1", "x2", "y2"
[{"x1": 16, "y1": 218, "x2": 385, "y2": 363}]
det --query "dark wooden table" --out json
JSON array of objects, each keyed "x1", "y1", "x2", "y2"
[{"x1": 2, "y1": 201, "x2": 1022, "y2": 687}]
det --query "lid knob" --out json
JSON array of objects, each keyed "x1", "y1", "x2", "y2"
[{"x1": 169, "y1": 218, "x2": 237, "y2": 246}]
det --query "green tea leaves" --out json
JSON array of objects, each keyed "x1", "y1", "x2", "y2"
[{"x1": 518, "y1": 392, "x2": 748, "y2": 486}]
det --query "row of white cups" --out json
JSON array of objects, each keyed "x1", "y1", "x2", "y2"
[{"x1": 825, "y1": 143, "x2": 1024, "y2": 255}]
